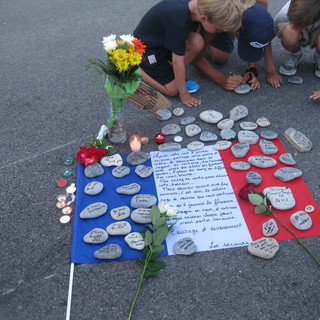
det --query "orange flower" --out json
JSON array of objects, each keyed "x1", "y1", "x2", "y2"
[{"x1": 132, "y1": 38, "x2": 146, "y2": 54}]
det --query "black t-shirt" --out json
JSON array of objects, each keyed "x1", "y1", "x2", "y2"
[{"x1": 133, "y1": 0, "x2": 198, "y2": 56}]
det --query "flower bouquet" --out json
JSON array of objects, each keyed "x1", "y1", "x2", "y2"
[{"x1": 86, "y1": 34, "x2": 146, "y2": 143}]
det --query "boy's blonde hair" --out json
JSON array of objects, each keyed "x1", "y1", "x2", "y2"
[
  {"x1": 288, "y1": 0, "x2": 320, "y2": 28},
  {"x1": 197, "y1": 0, "x2": 245, "y2": 33}
]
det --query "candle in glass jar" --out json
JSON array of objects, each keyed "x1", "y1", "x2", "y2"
[
  {"x1": 129, "y1": 135, "x2": 142, "y2": 152},
  {"x1": 155, "y1": 133, "x2": 165, "y2": 144}
]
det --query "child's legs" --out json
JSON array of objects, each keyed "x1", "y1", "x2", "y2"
[
  {"x1": 280, "y1": 24, "x2": 302, "y2": 53},
  {"x1": 209, "y1": 32, "x2": 234, "y2": 64},
  {"x1": 185, "y1": 32, "x2": 204, "y2": 65}
]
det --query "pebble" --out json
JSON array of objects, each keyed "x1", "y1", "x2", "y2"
[
  {"x1": 279, "y1": 153, "x2": 296, "y2": 165},
  {"x1": 240, "y1": 121, "x2": 258, "y2": 131},
  {"x1": 84, "y1": 181, "x2": 104, "y2": 195},
  {"x1": 247, "y1": 237, "x2": 279, "y2": 259},
  {"x1": 131, "y1": 194, "x2": 157, "y2": 208},
  {"x1": 158, "y1": 142, "x2": 182, "y2": 151},
  {"x1": 94, "y1": 244, "x2": 122, "y2": 260},
  {"x1": 284, "y1": 127, "x2": 312, "y2": 152},
  {"x1": 260, "y1": 130, "x2": 278, "y2": 140},
  {"x1": 112, "y1": 165, "x2": 131, "y2": 178},
  {"x1": 185, "y1": 124, "x2": 202, "y2": 137},
  {"x1": 246, "y1": 171, "x2": 262, "y2": 185},
  {"x1": 234, "y1": 83, "x2": 251, "y2": 95},
  {"x1": 231, "y1": 142, "x2": 250, "y2": 158},
  {"x1": 220, "y1": 128, "x2": 237, "y2": 140},
  {"x1": 180, "y1": 116, "x2": 196, "y2": 125},
  {"x1": 256, "y1": 117, "x2": 271, "y2": 127},
  {"x1": 80, "y1": 202, "x2": 108, "y2": 219},
  {"x1": 199, "y1": 131, "x2": 218, "y2": 142},
  {"x1": 173, "y1": 107, "x2": 184, "y2": 116},
  {"x1": 305, "y1": 205, "x2": 315, "y2": 213},
  {"x1": 288, "y1": 76, "x2": 303, "y2": 84},
  {"x1": 161, "y1": 123, "x2": 181, "y2": 135},
  {"x1": 83, "y1": 228, "x2": 109, "y2": 244},
  {"x1": 199, "y1": 110, "x2": 223, "y2": 124},
  {"x1": 248, "y1": 156, "x2": 277, "y2": 168},
  {"x1": 259, "y1": 139, "x2": 278, "y2": 155},
  {"x1": 213, "y1": 140, "x2": 232, "y2": 150},
  {"x1": 116, "y1": 183, "x2": 141, "y2": 195},
  {"x1": 274, "y1": 167, "x2": 302, "y2": 182},
  {"x1": 187, "y1": 141, "x2": 205, "y2": 151},
  {"x1": 238, "y1": 130, "x2": 259, "y2": 145},
  {"x1": 174, "y1": 136, "x2": 183, "y2": 142},
  {"x1": 131, "y1": 208, "x2": 152, "y2": 224},
  {"x1": 84, "y1": 163, "x2": 104, "y2": 178},
  {"x1": 263, "y1": 186, "x2": 296, "y2": 210},
  {"x1": 230, "y1": 161, "x2": 251, "y2": 170},
  {"x1": 172, "y1": 237, "x2": 197, "y2": 255},
  {"x1": 290, "y1": 211, "x2": 312, "y2": 230},
  {"x1": 229, "y1": 105, "x2": 248, "y2": 121},
  {"x1": 135, "y1": 165, "x2": 153, "y2": 178},
  {"x1": 125, "y1": 232, "x2": 145, "y2": 250},
  {"x1": 127, "y1": 151, "x2": 151, "y2": 165},
  {"x1": 110, "y1": 206, "x2": 131, "y2": 220},
  {"x1": 217, "y1": 118, "x2": 234, "y2": 130},
  {"x1": 100, "y1": 154, "x2": 123, "y2": 167},
  {"x1": 156, "y1": 109, "x2": 172, "y2": 120},
  {"x1": 106, "y1": 221, "x2": 132, "y2": 235},
  {"x1": 262, "y1": 219, "x2": 279, "y2": 237}
]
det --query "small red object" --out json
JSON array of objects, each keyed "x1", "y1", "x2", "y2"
[
  {"x1": 57, "y1": 179, "x2": 68, "y2": 188},
  {"x1": 155, "y1": 133, "x2": 166, "y2": 144}
]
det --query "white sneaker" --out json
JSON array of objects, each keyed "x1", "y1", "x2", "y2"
[{"x1": 279, "y1": 51, "x2": 302, "y2": 76}]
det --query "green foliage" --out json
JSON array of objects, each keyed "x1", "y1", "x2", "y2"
[
  {"x1": 248, "y1": 192, "x2": 270, "y2": 215},
  {"x1": 88, "y1": 138, "x2": 117, "y2": 156}
]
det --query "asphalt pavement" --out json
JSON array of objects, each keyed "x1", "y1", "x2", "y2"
[{"x1": 1, "y1": 0, "x2": 320, "y2": 319}]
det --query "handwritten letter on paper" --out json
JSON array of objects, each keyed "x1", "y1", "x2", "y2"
[{"x1": 150, "y1": 146, "x2": 252, "y2": 255}]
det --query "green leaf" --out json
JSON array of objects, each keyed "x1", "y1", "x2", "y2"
[
  {"x1": 150, "y1": 251, "x2": 161, "y2": 260},
  {"x1": 255, "y1": 204, "x2": 267, "y2": 214},
  {"x1": 153, "y1": 244, "x2": 165, "y2": 253},
  {"x1": 106, "y1": 146, "x2": 117, "y2": 155},
  {"x1": 144, "y1": 230, "x2": 153, "y2": 247},
  {"x1": 150, "y1": 205, "x2": 161, "y2": 226},
  {"x1": 155, "y1": 217, "x2": 167, "y2": 228},
  {"x1": 143, "y1": 270, "x2": 158, "y2": 278},
  {"x1": 263, "y1": 206, "x2": 272, "y2": 216},
  {"x1": 248, "y1": 193, "x2": 264, "y2": 205},
  {"x1": 153, "y1": 226, "x2": 169, "y2": 246},
  {"x1": 146, "y1": 260, "x2": 166, "y2": 272}
]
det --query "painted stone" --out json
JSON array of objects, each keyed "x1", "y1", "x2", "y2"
[
  {"x1": 213, "y1": 141, "x2": 232, "y2": 150},
  {"x1": 94, "y1": 244, "x2": 122, "y2": 260},
  {"x1": 246, "y1": 171, "x2": 262, "y2": 185},
  {"x1": 238, "y1": 130, "x2": 259, "y2": 145},
  {"x1": 187, "y1": 141, "x2": 205, "y2": 151},
  {"x1": 172, "y1": 237, "x2": 197, "y2": 255},
  {"x1": 247, "y1": 237, "x2": 279, "y2": 259},
  {"x1": 127, "y1": 152, "x2": 151, "y2": 165},
  {"x1": 279, "y1": 153, "x2": 296, "y2": 166},
  {"x1": 125, "y1": 232, "x2": 145, "y2": 250},
  {"x1": 84, "y1": 163, "x2": 104, "y2": 178},
  {"x1": 180, "y1": 116, "x2": 196, "y2": 125},
  {"x1": 158, "y1": 142, "x2": 182, "y2": 151},
  {"x1": 230, "y1": 161, "x2": 251, "y2": 170},
  {"x1": 240, "y1": 121, "x2": 257, "y2": 131},
  {"x1": 131, "y1": 194, "x2": 157, "y2": 208},
  {"x1": 284, "y1": 127, "x2": 312, "y2": 152},
  {"x1": 112, "y1": 165, "x2": 131, "y2": 178},
  {"x1": 185, "y1": 124, "x2": 202, "y2": 137},
  {"x1": 110, "y1": 206, "x2": 130, "y2": 220},
  {"x1": 229, "y1": 105, "x2": 248, "y2": 121},
  {"x1": 290, "y1": 211, "x2": 312, "y2": 230},
  {"x1": 274, "y1": 167, "x2": 302, "y2": 182},
  {"x1": 100, "y1": 154, "x2": 123, "y2": 167},
  {"x1": 262, "y1": 219, "x2": 278, "y2": 237},
  {"x1": 156, "y1": 109, "x2": 172, "y2": 121},
  {"x1": 84, "y1": 181, "x2": 104, "y2": 195},
  {"x1": 135, "y1": 165, "x2": 153, "y2": 178},
  {"x1": 263, "y1": 186, "x2": 296, "y2": 210},
  {"x1": 231, "y1": 143, "x2": 250, "y2": 158},
  {"x1": 200, "y1": 131, "x2": 218, "y2": 142},
  {"x1": 116, "y1": 183, "x2": 141, "y2": 195},
  {"x1": 199, "y1": 110, "x2": 223, "y2": 124},
  {"x1": 217, "y1": 118, "x2": 234, "y2": 130},
  {"x1": 83, "y1": 228, "x2": 109, "y2": 244},
  {"x1": 80, "y1": 202, "x2": 108, "y2": 219},
  {"x1": 259, "y1": 139, "x2": 278, "y2": 155},
  {"x1": 161, "y1": 123, "x2": 181, "y2": 135},
  {"x1": 248, "y1": 156, "x2": 277, "y2": 168},
  {"x1": 131, "y1": 208, "x2": 152, "y2": 224},
  {"x1": 256, "y1": 117, "x2": 270, "y2": 127},
  {"x1": 106, "y1": 221, "x2": 132, "y2": 235}
]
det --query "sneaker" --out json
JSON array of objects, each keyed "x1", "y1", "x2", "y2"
[
  {"x1": 314, "y1": 53, "x2": 320, "y2": 78},
  {"x1": 279, "y1": 52, "x2": 302, "y2": 76},
  {"x1": 186, "y1": 80, "x2": 200, "y2": 93}
]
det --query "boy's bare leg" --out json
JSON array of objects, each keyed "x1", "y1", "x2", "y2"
[
  {"x1": 281, "y1": 23, "x2": 302, "y2": 53},
  {"x1": 209, "y1": 47, "x2": 230, "y2": 65}
]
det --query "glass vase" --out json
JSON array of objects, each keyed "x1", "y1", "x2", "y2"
[{"x1": 107, "y1": 99, "x2": 127, "y2": 144}]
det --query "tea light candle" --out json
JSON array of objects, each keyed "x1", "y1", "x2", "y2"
[
  {"x1": 63, "y1": 169, "x2": 73, "y2": 177},
  {"x1": 66, "y1": 183, "x2": 76, "y2": 194},
  {"x1": 57, "y1": 179, "x2": 68, "y2": 188},
  {"x1": 57, "y1": 194, "x2": 67, "y2": 202},
  {"x1": 56, "y1": 201, "x2": 66, "y2": 209},
  {"x1": 155, "y1": 133, "x2": 165, "y2": 144},
  {"x1": 62, "y1": 206, "x2": 72, "y2": 215},
  {"x1": 129, "y1": 135, "x2": 142, "y2": 152},
  {"x1": 60, "y1": 215, "x2": 71, "y2": 224},
  {"x1": 141, "y1": 136, "x2": 149, "y2": 144},
  {"x1": 63, "y1": 157, "x2": 74, "y2": 166}
]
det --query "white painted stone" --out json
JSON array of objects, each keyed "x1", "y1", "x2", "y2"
[
  {"x1": 231, "y1": 143, "x2": 250, "y2": 158},
  {"x1": 279, "y1": 153, "x2": 296, "y2": 165},
  {"x1": 161, "y1": 123, "x2": 181, "y2": 135},
  {"x1": 187, "y1": 141, "x2": 205, "y2": 151},
  {"x1": 220, "y1": 128, "x2": 236, "y2": 140},
  {"x1": 213, "y1": 140, "x2": 232, "y2": 150},
  {"x1": 246, "y1": 171, "x2": 262, "y2": 185},
  {"x1": 84, "y1": 163, "x2": 104, "y2": 178},
  {"x1": 156, "y1": 109, "x2": 172, "y2": 121},
  {"x1": 259, "y1": 139, "x2": 279, "y2": 155},
  {"x1": 230, "y1": 161, "x2": 251, "y2": 170},
  {"x1": 158, "y1": 142, "x2": 182, "y2": 151},
  {"x1": 127, "y1": 152, "x2": 151, "y2": 165},
  {"x1": 238, "y1": 130, "x2": 259, "y2": 145},
  {"x1": 80, "y1": 202, "x2": 108, "y2": 219},
  {"x1": 284, "y1": 127, "x2": 312, "y2": 152},
  {"x1": 131, "y1": 208, "x2": 152, "y2": 224},
  {"x1": 240, "y1": 121, "x2": 258, "y2": 130},
  {"x1": 256, "y1": 117, "x2": 271, "y2": 127},
  {"x1": 131, "y1": 194, "x2": 157, "y2": 208},
  {"x1": 274, "y1": 167, "x2": 302, "y2": 182},
  {"x1": 174, "y1": 136, "x2": 183, "y2": 142},
  {"x1": 262, "y1": 219, "x2": 279, "y2": 237},
  {"x1": 106, "y1": 221, "x2": 132, "y2": 235},
  {"x1": 94, "y1": 244, "x2": 122, "y2": 260},
  {"x1": 199, "y1": 131, "x2": 218, "y2": 142},
  {"x1": 305, "y1": 205, "x2": 315, "y2": 213},
  {"x1": 234, "y1": 84, "x2": 250, "y2": 95},
  {"x1": 112, "y1": 165, "x2": 130, "y2": 178},
  {"x1": 116, "y1": 183, "x2": 141, "y2": 195},
  {"x1": 185, "y1": 124, "x2": 202, "y2": 137},
  {"x1": 135, "y1": 165, "x2": 153, "y2": 178},
  {"x1": 263, "y1": 186, "x2": 296, "y2": 210},
  {"x1": 217, "y1": 118, "x2": 234, "y2": 130},
  {"x1": 84, "y1": 181, "x2": 104, "y2": 195},
  {"x1": 110, "y1": 206, "x2": 130, "y2": 220},
  {"x1": 199, "y1": 110, "x2": 223, "y2": 124},
  {"x1": 172, "y1": 237, "x2": 197, "y2": 255},
  {"x1": 100, "y1": 154, "x2": 123, "y2": 167},
  {"x1": 180, "y1": 116, "x2": 196, "y2": 125},
  {"x1": 260, "y1": 130, "x2": 278, "y2": 140},
  {"x1": 290, "y1": 211, "x2": 312, "y2": 230},
  {"x1": 173, "y1": 107, "x2": 184, "y2": 116},
  {"x1": 247, "y1": 237, "x2": 279, "y2": 259},
  {"x1": 248, "y1": 156, "x2": 277, "y2": 168},
  {"x1": 125, "y1": 232, "x2": 145, "y2": 250},
  {"x1": 229, "y1": 105, "x2": 248, "y2": 121},
  {"x1": 83, "y1": 228, "x2": 109, "y2": 244}
]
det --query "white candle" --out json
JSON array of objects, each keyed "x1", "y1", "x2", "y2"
[{"x1": 129, "y1": 135, "x2": 142, "y2": 152}]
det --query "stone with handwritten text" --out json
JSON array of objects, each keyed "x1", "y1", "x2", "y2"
[
  {"x1": 279, "y1": 153, "x2": 296, "y2": 165},
  {"x1": 110, "y1": 206, "x2": 130, "y2": 220},
  {"x1": 240, "y1": 121, "x2": 257, "y2": 130},
  {"x1": 213, "y1": 140, "x2": 232, "y2": 150},
  {"x1": 248, "y1": 156, "x2": 277, "y2": 168},
  {"x1": 112, "y1": 165, "x2": 131, "y2": 178},
  {"x1": 247, "y1": 237, "x2": 279, "y2": 259},
  {"x1": 158, "y1": 142, "x2": 182, "y2": 151},
  {"x1": 131, "y1": 208, "x2": 152, "y2": 224},
  {"x1": 131, "y1": 194, "x2": 157, "y2": 208},
  {"x1": 94, "y1": 244, "x2": 122, "y2": 260},
  {"x1": 260, "y1": 130, "x2": 278, "y2": 140},
  {"x1": 230, "y1": 161, "x2": 251, "y2": 170},
  {"x1": 231, "y1": 142, "x2": 250, "y2": 158},
  {"x1": 185, "y1": 124, "x2": 202, "y2": 137},
  {"x1": 125, "y1": 232, "x2": 145, "y2": 250},
  {"x1": 84, "y1": 181, "x2": 104, "y2": 195},
  {"x1": 246, "y1": 171, "x2": 262, "y2": 185},
  {"x1": 84, "y1": 163, "x2": 104, "y2": 178},
  {"x1": 83, "y1": 228, "x2": 109, "y2": 244},
  {"x1": 263, "y1": 186, "x2": 295, "y2": 210},
  {"x1": 173, "y1": 237, "x2": 197, "y2": 255},
  {"x1": 127, "y1": 151, "x2": 151, "y2": 165},
  {"x1": 217, "y1": 118, "x2": 234, "y2": 130},
  {"x1": 274, "y1": 167, "x2": 302, "y2": 182},
  {"x1": 199, "y1": 110, "x2": 223, "y2": 124},
  {"x1": 200, "y1": 131, "x2": 218, "y2": 142},
  {"x1": 161, "y1": 123, "x2": 181, "y2": 135},
  {"x1": 256, "y1": 117, "x2": 270, "y2": 127},
  {"x1": 290, "y1": 211, "x2": 312, "y2": 230},
  {"x1": 80, "y1": 202, "x2": 108, "y2": 219},
  {"x1": 284, "y1": 127, "x2": 312, "y2": 152},
  {"x1": 229, "y1": 105, "x2": 248, "y2": 121},
  {"x1": 106, "y1": 221, "x2": 132, "y2": 235},
  {"x1": 259, "y1": 139, "x2": 278, "y2": 155},
  {"x1": 173, "y1": 107, "x2": 184, "y2": 116},
  {"x1": 135, "y1": 165, "x2": 153, "y2": 178},
  {"x1": 238, "y1": 130, "x2": 259, "y2": 145},
  {"x1": 180, "y1": 116, "x2": 196, "y2": 125},
  {"x1": 262, "y1": 219, "x2": 278, "y2": 237},
  {"x1": 220, "y1": 128, "x2": 236, "y2": 140},
  {"x1": 187, "y1": 141, "x2": 204, "y2": 151},
  {"x1": 116, "y1": 183, "x2": 141, "y2": 195},
  {"x1": 156, "y1": 109, "x2": 172, "y2": 121},
  {"x1": 100, "y1": 154, "x2": 123, "y2": 167}
]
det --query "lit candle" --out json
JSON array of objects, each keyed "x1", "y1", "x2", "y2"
[
  {"x1": 56, "y1": 201, "x2": 66, "y2": 209},
  {"x1": 62, "y1": 206, "x2": 72, "y2": 215},
  {"x1": 60, "y1": 215, "x2": 71, "y2": 224},
  {"x1": 140, "y1": 136, "x2": 149, "y2": 144},
  {"x1": 129, "y1": 135, "x2": 142, "y2": 152},
  {"x1": 155, "y1": 133, "x2": 166, "y2": 144},
  {"x1": 57, "y1": 194, "x2": 67, "y2": 202}
]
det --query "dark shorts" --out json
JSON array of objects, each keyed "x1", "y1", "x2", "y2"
[
  {"x1": 139, "y1": 47, "x2": 175, "y2": 85},
  {"x1": 210, "y1": 32, "x2": 235, "y2": 53}
]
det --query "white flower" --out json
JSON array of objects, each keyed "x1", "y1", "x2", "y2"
[
  {"x1": 158, "y1": 202, "x2": 177, "y2": 218},
  {"x1": 120, "y1": 34, "x2": 135, "y2": 45},
  {"x1": 102, "y1": 34, "x2": 117, "y2": 51}
]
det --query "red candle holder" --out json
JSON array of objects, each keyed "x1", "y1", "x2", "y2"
[{"x1": 155, "y1": 133, "x2": 166, "y2": 144}]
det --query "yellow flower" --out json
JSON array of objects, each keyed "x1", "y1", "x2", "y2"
[
  {"x1": 129, "y1": 51, "x2": 142, "y2": 66},
  {"x1": 115, "y1": 59, "x2": 130, "y2": 72}
]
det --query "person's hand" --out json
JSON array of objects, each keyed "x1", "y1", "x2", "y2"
[
  {"x1": 220, "y1": 74, "x2": 243, "y2": 91},
  {"x1": 244, "y1": 72, "x2": 260, "y2": 90},
  {"x1": 180, "y1": 92, "x2": 201, "y2": 107},
  {"x1": 266, "y1": 70, "x2": 282, "y2": 88},
  {"x1": 309, "y1": 90, "x2": 320, "y2": 100}
]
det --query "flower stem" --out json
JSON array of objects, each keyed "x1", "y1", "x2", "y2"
[
  {"x1": 128, "y1": 250, "x2": 153, "y2": 320},
  {"x1": 270, "y1": 210, "x2": 320, "y2": 266}
]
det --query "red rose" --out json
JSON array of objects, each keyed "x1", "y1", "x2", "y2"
[
  {"x1": 76, "y1": 146, "x2": 106, "y2": 167},
  {"x1": 238, "y1": 183, "x2": 256, "y2": 200}
]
